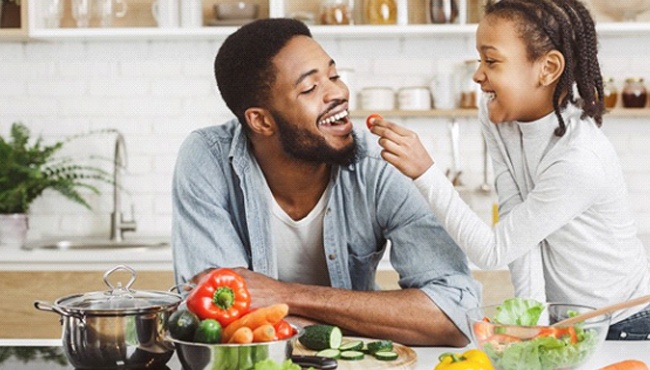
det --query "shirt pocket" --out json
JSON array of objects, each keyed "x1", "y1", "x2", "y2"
[{"x1": 347, "y1": 246, "x2": 386, "y2": 291}]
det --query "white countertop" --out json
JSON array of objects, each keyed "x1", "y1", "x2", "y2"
[
  {"x1": 1, "y1": 339, "x2": 647, "y2": 369},
  {"x1": 0, "y1": 243, "x2": 173, "y2": 271}
]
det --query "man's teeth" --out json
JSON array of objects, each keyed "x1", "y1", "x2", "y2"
[{"x1": 319, "y1": 111, "x2": 348, "y2": 125}]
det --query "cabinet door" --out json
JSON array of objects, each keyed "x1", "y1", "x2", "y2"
[{"x1": 0, "y1": 270, "x2": 175, "y2": 339}]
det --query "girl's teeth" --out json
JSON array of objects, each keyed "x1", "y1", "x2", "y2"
[
  {"x1": 485, "y1": 92, "x2": 496, "y2": 101},
  {"x1": 320, "y1": 111, "x2": 348, "y2": 125}
]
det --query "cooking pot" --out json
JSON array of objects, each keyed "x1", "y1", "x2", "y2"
[{"x1": 34, "y1": 264, "x2": 182, "y2": 369}]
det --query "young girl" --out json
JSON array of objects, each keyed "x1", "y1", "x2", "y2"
[{"x1": 370, "y1": 0, "x2": 650, "y2": 340}]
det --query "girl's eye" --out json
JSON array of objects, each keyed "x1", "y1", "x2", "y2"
[{"x1": 330, "y1": 75, "x2": 340, "y2": 81}]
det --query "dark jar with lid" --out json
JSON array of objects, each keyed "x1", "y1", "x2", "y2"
[{"x1": 622, "y1": 77, "x2": 648, "y2": 108}]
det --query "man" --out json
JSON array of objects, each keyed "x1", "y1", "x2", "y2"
[{"x1": 172, "y1": 18, "x2": 480, "y2": 346}]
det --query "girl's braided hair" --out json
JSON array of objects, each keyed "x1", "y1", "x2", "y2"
[{"x1": 485, "y1": 0, "x2": 605, "y2": 136}]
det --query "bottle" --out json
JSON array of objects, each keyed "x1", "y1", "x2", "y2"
[
  {"x1": 364, "y1": 0, "x2": 397, "y2": 25},
  {"x1": 460, "y1": 60, "x2": 479, "y2": 109},
  {"x1": 602, "y1": 77, "x2": 618, "y2": 109},
  {"x1": 320, "y1": 0, "x2": 352, "y2": 25},
  {"x1": 622, "y1": 77, "x2": 648, "y2": 108},
  {"x1": 428, "y1": 0, "x2": 459, "y2": 24}
]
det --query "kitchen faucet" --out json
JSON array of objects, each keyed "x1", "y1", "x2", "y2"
[{"x1": 110, "y1": 132, "x2": 136, "y2": 242}]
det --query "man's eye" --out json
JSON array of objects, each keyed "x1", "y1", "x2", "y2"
[{"x1": 301, "y1": 85, "x2": 316, "y2": 94}]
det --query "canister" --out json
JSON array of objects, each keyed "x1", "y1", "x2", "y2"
[
  {"x1": 398, "y1": 86, "x2": 432, "y2": 110},
  {"x1": 360, "y1": 87, "x2": 395, "y2": 110}
]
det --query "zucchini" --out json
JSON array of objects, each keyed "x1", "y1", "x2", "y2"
[
  {"x1": 374, "y1": 351, "x2": 399, "y2": 361},
  {"x1": 366, "y1": 339, "x2": 393, "y2": 354},
  {"x1": 298, "y1": 325, "x2": 343, "y2": 351},
  {"x1": 340, "y1": 350, "x2": 365, "y2": 361},
  {"x1": 339, "y1": 340, "x2": 364, "y2": 352},
  {"x1": 315, "y1": 349, "x2": 341, "y2": 359}
]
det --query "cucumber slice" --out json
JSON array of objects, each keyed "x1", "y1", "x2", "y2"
[
  {"x1": 374, "y1": 351, "x2": 399, "y2": 361},
  {"x1": 338, "y1": 340, "x2": 364, "y2": 352},
  {"x1": 315, "y1": 349, "x2": 341, "y2": 359},
  {"x1": 340, "y1": 350, "x2": 365, "y2": 361},
  {"x1": 366, "y1": 340, "x2": 393, "y2": 354},
  {"x1": 298, "y1": 325, "x2": 343, "y2": 351}
]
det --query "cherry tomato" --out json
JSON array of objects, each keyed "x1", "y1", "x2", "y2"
[
  {"x1": 366, "y1": 113, "x2": 383, "y2": 129},
  {"x1": 273, "y1": 320, "x2": 294, "y2": 340}
]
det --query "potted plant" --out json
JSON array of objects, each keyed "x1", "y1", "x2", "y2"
[
  {"x1": 0, "y1": 122, "x2": 111, "y2": 247},
  {"x1": 0, "y1": 0, "x2": 21, "y2": 28}
]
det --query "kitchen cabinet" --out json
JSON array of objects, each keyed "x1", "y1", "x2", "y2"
[{"x1": 0, "y1": 0, "x2": 28, "y2": 41}]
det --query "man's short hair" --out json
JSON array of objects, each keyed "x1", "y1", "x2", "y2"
[{"x1": 214, "y1": 18, "x2": 312, "y2": 127}]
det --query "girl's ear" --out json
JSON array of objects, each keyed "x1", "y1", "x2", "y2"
[
  {"x1": 539, "y1": 50, "x2": 565, "y2": 87},
  {"x1": 244, "y1": 108, "x2": 275, "y2": 136}
]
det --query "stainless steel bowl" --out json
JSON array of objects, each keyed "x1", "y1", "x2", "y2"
[{"x1": 169, "y1": 326, "x2": 303, "y2": 370}]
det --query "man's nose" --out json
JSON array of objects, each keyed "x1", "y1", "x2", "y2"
[{"x1": 324, "y1": 79, "x2": 348, "y2": 102}]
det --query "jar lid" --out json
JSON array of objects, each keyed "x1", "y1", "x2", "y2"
[
  {"x1": 625, "y1": 77, "x2": 645, "y2": 83},
  {"x1": 54, "y1": 265, "x2": 181, "y2": 315},
  {"x1": 398, "y1": 86, "x2": 429, "y2": 91},
  {"x1": 361, "y1": 86, "x2": 394, "y2": 91}
]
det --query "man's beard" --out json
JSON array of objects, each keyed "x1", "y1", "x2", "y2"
[{"x1": 272, "y1": 110, "x2": 358, "y2": 166}]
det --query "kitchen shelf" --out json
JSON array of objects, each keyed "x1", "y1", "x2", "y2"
[{"x1": 350, "y1": 108, "x2": 650, "y2": 119}]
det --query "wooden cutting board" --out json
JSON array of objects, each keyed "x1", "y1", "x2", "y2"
[{"x1": 292, "y1": 336, "x2": 418, "y2": 369}]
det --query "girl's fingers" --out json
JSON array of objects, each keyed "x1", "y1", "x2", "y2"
[{"x1": 372, "y1": 118, "x2": 414, "y2": 137}]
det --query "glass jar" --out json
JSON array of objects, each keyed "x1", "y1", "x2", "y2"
[
  {"x1": 603, "y1": 77, "x2": 618, "y2": 109},
  {"x1": 622, "y1": 77, "x2": 648, "y2": 108},
  {"x1": 459, "y1": 60, "x2": 479, "y2": 109},
  {"x1": 320, "y1": 0, "x2": 352, "y2": 25},
  {"x1": 428, "y1": 0, "x2": 459, "y2": 24},
  {"x1": 364, "y1": 0, "x2": 397, "y2": 25}
]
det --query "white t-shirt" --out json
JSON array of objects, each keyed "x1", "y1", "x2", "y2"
[
  {"x1": 414, "y1": 101, "x2": 650, "y2": 323},
  {"x1": 252, "y1": 159, "x2": 331, "y2": 286}
]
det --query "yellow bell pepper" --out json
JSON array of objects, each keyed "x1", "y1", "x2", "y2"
[{"x1": 434, "y1": 349, "x2": 494, "y2": 370}]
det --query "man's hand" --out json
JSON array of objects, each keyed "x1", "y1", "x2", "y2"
[
  {"x1": 232, "y1": 267, "x2": 292, "y2": 308},
  {"x1": 369, "y1": 118, "x2": 434, "y2": 180}
]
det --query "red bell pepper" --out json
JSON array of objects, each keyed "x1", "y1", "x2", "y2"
[{"x1": 186, "y1": 268, "x2": 252, "y2": 327}]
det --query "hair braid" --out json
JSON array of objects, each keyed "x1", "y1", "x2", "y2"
[{"x1": 484, "y1": 0, "x2": 605, "y2": 136}]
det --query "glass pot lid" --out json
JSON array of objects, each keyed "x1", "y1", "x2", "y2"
[{"x1": 55, "y1": 265, "x2": 181, "y2": 314}]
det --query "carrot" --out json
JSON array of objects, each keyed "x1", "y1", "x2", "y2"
[
  {"x1": 227, "y1": 326, "x2": 253, "y2": 344},
  {"x1": 252, "y1": 324, "x2": 276, "y2": 342},
  {"x1": 599, "y1": 360, "x2": 649, "y2": 370},
  {"x1": 222, "y1": 303, "x2": 289, "y2": 342}
]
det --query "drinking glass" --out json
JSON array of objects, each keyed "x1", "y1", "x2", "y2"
[
  {"x1": 93, "y1": 0, "x2": 128, "y2": 28},
  {"x1": 42, "y1": 0, "x2": 64, "y2": 28},
  {"x1": 72, "y1": 0, "x2": 93, "y2": 27}
]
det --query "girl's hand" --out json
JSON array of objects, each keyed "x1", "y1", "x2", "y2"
[{"x1": 369, "y1": 117, "x2": 434, "y2": 179}]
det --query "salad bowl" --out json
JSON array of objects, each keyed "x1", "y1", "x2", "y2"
[{"x1": 467, "y1": 299, "x2": 610, "y2": 370}]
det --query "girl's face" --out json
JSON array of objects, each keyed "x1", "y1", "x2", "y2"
[{"x1": 474, "y1": 16, "x2": 555, "y2": 124}]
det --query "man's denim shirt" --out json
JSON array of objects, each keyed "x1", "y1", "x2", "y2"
[{"x1": 172, "y1": 119, "x2": 481, "y2": 337}]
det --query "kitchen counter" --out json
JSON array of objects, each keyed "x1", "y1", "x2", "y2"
[
  {"x1": 0, "y1": 243, "x2": 173, "y2": 271},
  {"x1": 0, "y1": 338, "x2": 648, "y2": 370}
]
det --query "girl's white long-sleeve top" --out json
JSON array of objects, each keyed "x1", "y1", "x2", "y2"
[{"x1": 414, "y1": 102, "x2": 650, "y2": 323}]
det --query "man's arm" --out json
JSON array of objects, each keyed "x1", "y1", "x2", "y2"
[{"x1": 234, "y1": 268, "x2": 468, "y2": 347}]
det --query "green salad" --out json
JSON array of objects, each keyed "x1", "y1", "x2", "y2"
[{"x1": 481, "y1": 298, "x2": 601, "y2": 370}]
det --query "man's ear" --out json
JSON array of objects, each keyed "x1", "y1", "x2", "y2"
[
  {"x1": 539, "y1": 50, "x2": 565, "y2": 87},
  {"x1": 244, "y1": 108, "x2": 275, "y2": 136}
]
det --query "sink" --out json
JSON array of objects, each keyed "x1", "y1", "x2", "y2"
[{"x1": 22, "y1": 237, "x2": 170, "y2": 250}]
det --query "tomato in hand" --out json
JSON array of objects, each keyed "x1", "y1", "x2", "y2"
[
  {"x1": 366, "y1": 113, "x2": 383, "y2": 129},
  {"x1": 273, "y1": 320, "x2": 294, "y2": 340}
]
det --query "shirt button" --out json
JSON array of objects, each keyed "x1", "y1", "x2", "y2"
[
  {"x1": 620, "y1": 332, "x2": 627, "y2": 339},
  {"x1": 328, "y1": 253, "x2": 337, "y2": 260}
]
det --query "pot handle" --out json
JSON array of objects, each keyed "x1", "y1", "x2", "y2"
[
  {"x1": 34, "y1": 300, "x2": 85, "y2": 322},
  {"x1": 103, "y1": 264, "x2": 137, "y2": 291},
  {"x1": 169, "y1": 282, "x2": 195, "y2": 294}
]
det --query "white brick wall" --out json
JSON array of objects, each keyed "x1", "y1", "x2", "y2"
[{"x1": 2, "y1": 33, "x2": 650, "y2": 246}]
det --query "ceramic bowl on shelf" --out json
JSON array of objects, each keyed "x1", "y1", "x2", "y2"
[
  {"x1": 593, "y1": 0, "x2": 650, "y2": 21},
  {"x1": 213, "y1": 2, "x2": 259, "y2": 21},
  {"x1": 467, "y1": 303, "x2": 610, "y2": 370}
]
